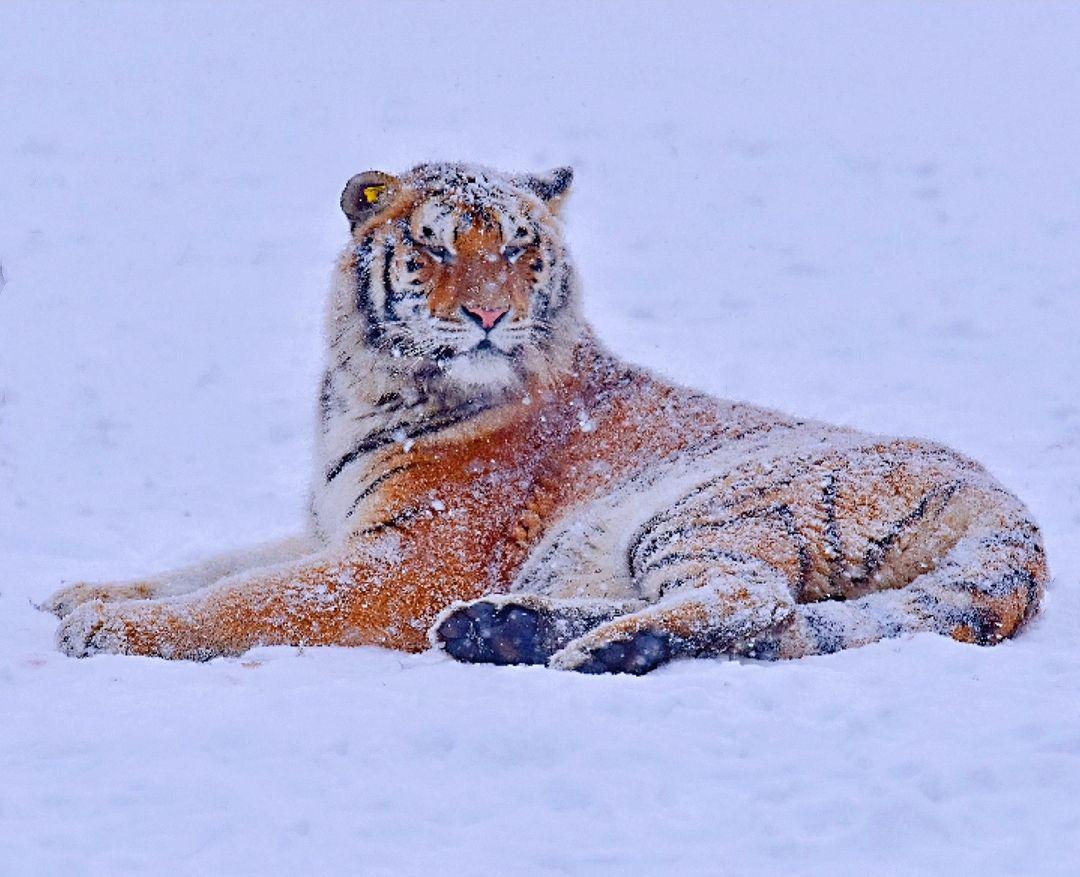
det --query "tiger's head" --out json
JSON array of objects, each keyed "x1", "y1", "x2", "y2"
[{"x1": 336, "y1": 163, "x2": 582, "y2": 399}]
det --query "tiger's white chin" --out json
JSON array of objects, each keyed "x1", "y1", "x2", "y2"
[{"x1": 440, "y1": 348, "x2": 522, "y2": 394}]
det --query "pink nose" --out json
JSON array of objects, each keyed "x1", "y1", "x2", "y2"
[{"x1": 462, "y1": 305, "x2": 509, "y2": 330}]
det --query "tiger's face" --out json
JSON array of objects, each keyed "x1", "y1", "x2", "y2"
[{"x1": 340, "y1": 163, "x2": 580, "y2": 396}]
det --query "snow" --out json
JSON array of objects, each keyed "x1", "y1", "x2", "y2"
[{"x1": 2, "y1": 1, "x2": 1079, "y2": 873}]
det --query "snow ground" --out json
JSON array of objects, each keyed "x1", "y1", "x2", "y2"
[{"x1": 2, "y1": 2, "x2": 1079, "y2": 874}]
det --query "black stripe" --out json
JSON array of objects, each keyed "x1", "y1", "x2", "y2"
[
  {"x1": 821, "y1": 471, "x2": 844, "y2": 595},
  {"x1": 399, "y1": 222, "x2": 422, "y2": 249},
  {"x1": 874, "y1": 615, "x2": 908, "y2": 639},
  {"x1": 859, "y1": 481, "x2": 962, "y2": 584},
  {"x1": 530, "y1": 255, "x2": 560, "y2": 319},
  {"x1": 772, "y1": 503, "x2": 813, "y2": 599},
  {"x1": 624, "y1": 502, "x2": 679, "y2": 580},
  {"x1": 540, "y1": 262, "x2": 571, "y2": 320},
  {"x1": 1022, "y1": 570, "x2": 1042, "y2": 622},
  {"x1": 910, "y1": 585, "x2": 946, "y2": 618},
  {"x1": 663, "y1": 435, "x2": 800, "y2": 513},
  {"x1": 946, "y1": 568, "x2": 1037, "y2": 600},
  {"x1": 631, "y1": 519, "x2": 744, "y2": 575},
  {"x1": 354, "y1": 237, "x2": 384, "y2": 346},
  {"x1": 325, "y1": 397, "x2": 492, "y2": 483},
  {"x1": 966, "y1": 606, "x2": 1006, "y2": 644},
  {"x1": 628, "y1": 502, "x2": 811, "y2": 595},
  {"x1": 371, "y1": 400, "x2": 407, "y2": 419},
  {"x1": 381, "y1": 239, "x2": 401, "y2": 321},
  {"x1": 652, "y1": 576, "x2": 688, "y2": 600},
  {"x1": 641, "y1": 547, "x2": 756, "y2": 577},
  {"x1": 625, "y1": 467, "x2": 802, "y2": 578},
  {"x1": 344, "y1": 464, "x2": 416, "y2": 519},
  {"x1": 979, "y1": 525, "x2": 1042, "y2": 554},
  {"x1": 358, "y1": 507, "x2": 423, "y2": 536},
  {"x1": 802, "y1": 608, "x2": 845, "y2": 654},
  {"x1": 319, "y1": 370, "x2": 334, "y2": 423}
]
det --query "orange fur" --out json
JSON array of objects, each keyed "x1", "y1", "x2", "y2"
[{"x1": 46, "y1": 163, "x2": 1046, "y2": 666}]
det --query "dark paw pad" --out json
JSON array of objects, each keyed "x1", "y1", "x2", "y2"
[
  {"x1": 575, "y1": 630, "x2": 675, "y2": 675},
  {"x1": 436, "y1": 602, "x2": 549, "y2": 666}
]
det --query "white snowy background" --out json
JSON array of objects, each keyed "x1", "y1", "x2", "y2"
[{"x1": 2, "y1": 2, "x2": 1079, "y2": 874}]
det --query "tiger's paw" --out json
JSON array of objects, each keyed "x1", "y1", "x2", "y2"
[
  {"x1": 55, "y1": 600, "x2": 133, "y2": 657},
  {"x1": 550, "y1": 629, "x2": 678, "y2": 675},
  {"x1": 41, "y1": 580, "x2": 155, "y2": 619},
  {"x1": 432, "y1": 596, "x2": 553, "y2": 666}
]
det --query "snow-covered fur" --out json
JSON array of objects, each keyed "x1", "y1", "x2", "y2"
[{"x1": 44, "y1": 163, "x2": 1047, "y2": 672}]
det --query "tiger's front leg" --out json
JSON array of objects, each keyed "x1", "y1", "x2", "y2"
[
  {"x1": 54, "y1": 538, "x2": 490, "y2": 659},
  {"x1": 549, "y1": 557, "x2": 796, "y2": 675},
  {"x1": 50, "y1": 404, "x2": 562, "y2": 659}
]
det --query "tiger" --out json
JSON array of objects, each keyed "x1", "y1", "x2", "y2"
[{"x1": 43, "y1": 162, "x2": 1048, "y2": 674}]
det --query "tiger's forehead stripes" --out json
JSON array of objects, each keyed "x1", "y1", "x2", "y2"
[
  {"x1": 406, "y1": 198, "x2": 537, "y2": 248},
  {"x1": 354, "y1": 181, "x2": 541, "y2": 255}
]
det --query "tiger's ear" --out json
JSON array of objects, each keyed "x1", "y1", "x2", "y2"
[
  {"x1": 512, "y1": 166, "x2": 574, "y2": 210},
  {"x1": 341, "y1": 171, "x2": 399, "y2": 230}
]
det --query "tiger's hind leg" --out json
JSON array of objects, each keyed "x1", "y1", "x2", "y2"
[
  {"x1": 431, "y1": 594, "x2": 644, "y2": 666},
  {"x1": 550, "y1": 483, "x2": 1046, "y2": 672},
  {"x1": 771, "y1": 507, "x2": 1046, "y2": 658}
]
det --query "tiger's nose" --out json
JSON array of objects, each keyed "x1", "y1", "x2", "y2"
[{"x1": 462, "y1": 305, "x2": 509, "y2": 330}]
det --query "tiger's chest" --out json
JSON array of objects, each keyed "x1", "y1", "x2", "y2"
[{"x1": 310, "y1": 385, "x2": 573, "y2": 558}]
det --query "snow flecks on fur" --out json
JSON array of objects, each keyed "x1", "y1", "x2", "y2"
[{"x1": 46, "y1": 164, "x2": 1046, "y2": 669}]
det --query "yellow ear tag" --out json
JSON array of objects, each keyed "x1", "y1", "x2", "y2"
[{"x1": 363, "y1": 184, "x2": 387, "y2": 205}]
